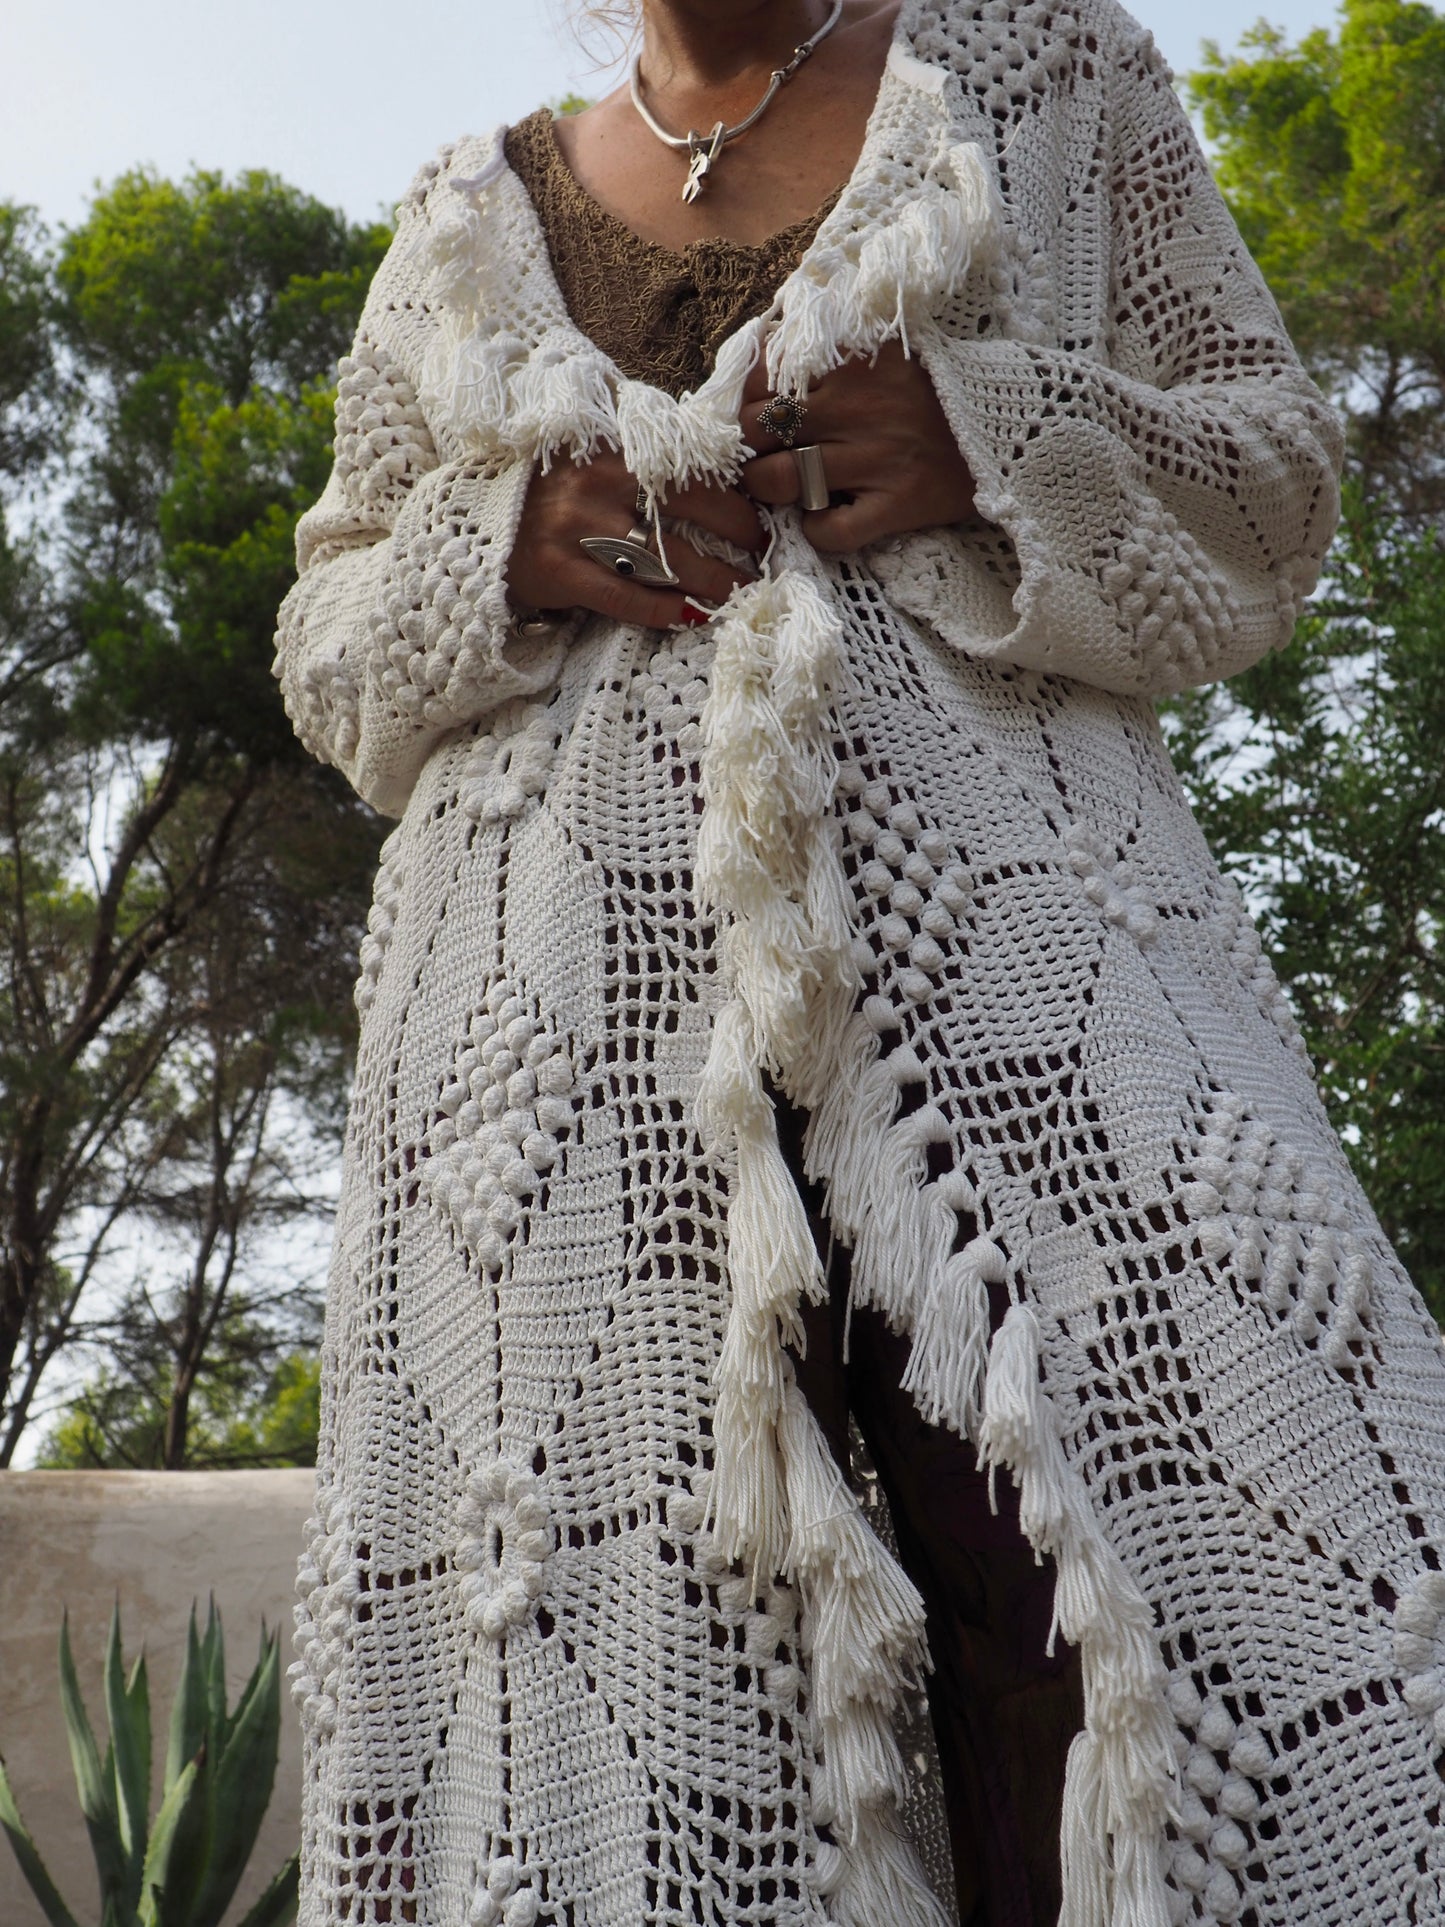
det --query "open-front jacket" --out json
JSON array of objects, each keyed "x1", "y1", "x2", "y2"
[{"x1": 274, "y1": 4, "x2": 1445, "y2": 1924}]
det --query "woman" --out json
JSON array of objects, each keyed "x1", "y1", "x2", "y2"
[{"x1": 274, "y1": 2, "x2": 1445, "y2": 1923}]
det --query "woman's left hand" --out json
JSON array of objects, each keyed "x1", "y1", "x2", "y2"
[{"x1": 739, "y1": 340, "x2": 979, "y2": 552}]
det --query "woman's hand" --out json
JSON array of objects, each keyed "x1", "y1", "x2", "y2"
[
  {"x1": 740, "y1": 341, "x2": 978, "y2": 551},
  {"x1": 505, "y1": 446, "x2": 763, "y2": 628}
]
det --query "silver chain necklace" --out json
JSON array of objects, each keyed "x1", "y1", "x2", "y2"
[{"x1": 628, "y1": 1, "x2": 845, "y2": 205}]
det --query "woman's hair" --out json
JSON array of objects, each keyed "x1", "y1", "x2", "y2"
[{"x1": 569, "y1": 0, "x2": 640, "y2": 61}]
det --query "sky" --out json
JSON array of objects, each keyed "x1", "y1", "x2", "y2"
[{"x1": 2, "y1": 0, "x2": 1339, "y2": 235}]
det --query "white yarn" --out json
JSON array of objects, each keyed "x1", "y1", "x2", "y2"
[{"x1": 271, "y1": 5, "x2": 1445, "y2": 1926}]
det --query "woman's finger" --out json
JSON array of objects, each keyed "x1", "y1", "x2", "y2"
[
  {"x1": 742, "y1": 439, "x2": 872, "y2": 507},
  {"x1": 801, "y1": 490, "x2": 900, "y2": 555},
  {"x1": 739, "y1": 384, "x2": 834, "y2": 457},
  {"x1": 663, "y1": 478, "x2": 765, "y2": 553},
  {"x1": 742, "y1": 448, "x2": 803, "y2": 506},
  {"x1": 561, "y1": 516, "x2": 751, "y2": 625}
]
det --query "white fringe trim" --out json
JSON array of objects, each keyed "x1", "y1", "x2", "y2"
[
  {"x1": 980, "y1": 1304, "x2": 1178, "y2": 1927},
  {"x1": 817, "y1": 1806, "x2": 956, "y2": 1927},
  {"x1": 696, "y1": 564, "x2": 859, "y2": 1103},
  {"x1": 803, "y1": 1001, "x2": 997, "y2": 1434},
  {"x1": 766, "y1": 135, "x2": 1000, "y2": 394},
  {"x1": 693, "y1": 551, "x2": 947, "y2": 1918}
]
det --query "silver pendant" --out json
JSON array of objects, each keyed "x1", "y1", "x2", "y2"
[{"x1": 682, "y1": 123, "x2": 726, "y2": 205}]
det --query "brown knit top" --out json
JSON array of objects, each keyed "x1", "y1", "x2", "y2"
[{"x1": 503, "y1": 107, "x2": 838, "y2": 398}]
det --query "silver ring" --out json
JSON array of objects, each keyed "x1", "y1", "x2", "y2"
[
  {"x1": 757, "y1": 393, "x2": 808, "y2": 449},
  {"x1": 792, "y1": 443, "x2": 830, "y2": 512},
  {"x1": 507, "y1": 607, "x2": 565, "y2": 642},
  {"x1": 578, "y1": 529, "x2": 680, "y2": 587}
]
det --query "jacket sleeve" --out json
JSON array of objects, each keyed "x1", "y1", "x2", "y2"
[
  {"x1": 273, "y1": 191, "x2": 567, "y2": 819},
  {"x1": 879, "y1": 23, "x2": 1344, "y2": 699}
]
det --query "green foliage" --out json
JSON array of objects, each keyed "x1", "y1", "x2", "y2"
[
  {"x1": 1166, "y1": 494, "x2": 1445, "y2": 1309},
  {"x1": 55, "y1": 167, "x2": 388, "y2": 414},
  {"x1": 41, "y1": 1351, "x2": 321, "y2": 1471},
  {"x1": 75, "y1": 381, "x2": 337, "y2": 758},
  {"x1": 1173, "y1": 0, "x2": 1445, "y2": 1322},
  {"x1": 0, "y1": 205, "x2": 54, "y2": 477},
  {"x1": 0, "y1": 1604, "x2": 297, "y2": 1927},
  {"x1": 0, "y1": 168, "x2": 388, "y2": 1465},
  {"x1": 1188, "y1": 0, "x2": 1445, "y2": 511}
]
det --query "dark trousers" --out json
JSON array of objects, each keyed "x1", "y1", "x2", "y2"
[{"x1": 777, "y1": 1097, "x2": 1082, "y2": 1927}]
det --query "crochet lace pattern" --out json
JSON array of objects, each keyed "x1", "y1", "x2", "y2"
[{"x1": 274, "y1": 4, "x2": 1445, "y2": 1924}]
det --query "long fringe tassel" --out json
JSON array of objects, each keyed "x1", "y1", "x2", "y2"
[
  {"x1": 821, "y1": 1807, "x2": 957, "y2": 1927},
  {"x1": 778, "y1": 1380, "x2": 952, "y2": 1927},
  {"x1": 767, "y1": 137, "x2": 1000, "y2": 395},
  {"x1": 697, "y1": 1004, "x2": 823, "y2": 1582},
  {"x1": 696, "y1": 568, "x2": 859, "y2": 1096},
  {"x1": 980, "y1": 1305, "x2": 1178, "y2": 1927},
  {"x1": 695, "y1": 556, "x2": 951, "y2": 1920}
]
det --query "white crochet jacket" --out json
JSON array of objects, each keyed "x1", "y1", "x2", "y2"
[{"x1": 275, "y1": 4, "x2": 1445, "y2": 1924}]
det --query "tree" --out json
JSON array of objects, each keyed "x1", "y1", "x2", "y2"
[
  {"x1": 0, "y1": 172, "x2": 389, "y2": 1464},
  {"x1": 1172, "y1": 0, "x2": 1445, "y2": 1315},
  {"x1": 1189, "y1": 0, "x2": 1445, "y2": 516},
  {"x1": 38, "y1": 1351, "x2": 322, "y2": 1471},
  {"x1": 1168, "y1": 496, "x2": 1445, "y2": 1308}
]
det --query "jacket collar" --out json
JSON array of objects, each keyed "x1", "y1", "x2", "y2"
[{"x1": 412, "y1": 0, "x2": 998, "y2": 498}]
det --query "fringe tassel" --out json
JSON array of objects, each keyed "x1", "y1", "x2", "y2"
[
  {"x1": 694, "y1": 543, "x2": 951, "y2": 1922},
  {"x1": 767, "y1": 137, "x2": 1000, "y2": 395},
  {"x1": 696, "y1": 568, "x2": 858, "y2": 1085},
  {"x1": 510, "y1": 339, "x2": 621, "y2": 467},
  {"x1": 420, "y1": 323, "x2": 525, "y2": 455},
  {"x1": 412, "y1": 161, "x2": 622, "y2": 467},
  {"x1": 807, "y1": 1024, "x2": 897, "y2": 1214},
  {"x1": 778, "y1": 1381, "x2": 927, "y2": 1719},
  {"x1": 980, "y1": 1305, "x2": 1178, "y2": 1927},
  {"x1": 618, "y1": 374, "x2": 750, "y2": 500},
  {"x1": 899, "y1": 1232, "x2": 1004, "y2": 1437},
  {"x1": 822, "y1": 1807, "x2": 957, "y2": 1927},
  {"x1": 698, "y1": 1003, "x2": 824, "y2": 1581},
  {"x1": 849, "y1": 1106, "x2": 955, "y2": 1331}
]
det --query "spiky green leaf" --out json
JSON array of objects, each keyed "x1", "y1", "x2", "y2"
[
  {"x1": 138, "y1": 1750, "x2": 208, "y2": 1927},
  {"x1": 234, "y1": 1852, "x2": 300, "y2": 1927},
  {"x1": 103, "y1": 1604, "x2": 150, "y2": 1900},
  {"x1": 190, "y1": 1632, "x2": 282, "y2": 1927},
  {"x1": 58, "y1": 1613, "x2": 128, "y2": 1910},
  {"x1": 126, "y1": 1653, "x2": 153, "y2": 1815},
  {"x1": 0, "y1": 1754, "x2": 82, "y2": 1927},
  {"x1": 200, "y1": 1598, "x2": 227, "y2": 1749},
  {"x1": 164, "y1": 1607, "x2": 207, "y2": 1796}
]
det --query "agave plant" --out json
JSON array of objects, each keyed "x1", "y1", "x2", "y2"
[{"x1": 0, "y1": 1601, "x2": 298, "y2": 1927}]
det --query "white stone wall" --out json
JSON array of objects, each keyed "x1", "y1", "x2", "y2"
[{"x1": 0, "y1": 1469, "x2": 314, "y2": 1927}]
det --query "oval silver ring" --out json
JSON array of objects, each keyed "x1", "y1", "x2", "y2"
[{"x1": 578, "y1": 532, "x2": 680, "y2": 587}]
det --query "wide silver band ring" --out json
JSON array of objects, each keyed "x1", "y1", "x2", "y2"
[
  {"x1": 792, "y1": 443, "x2": 830, "y2": 512},
  {"x1": 578, "y1": 526, "x2": 680, "y2": 587}
]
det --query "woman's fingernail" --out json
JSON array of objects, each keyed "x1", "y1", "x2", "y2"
[{"x1": 677, "y1": 597, "x2": 718, "y2": 627}]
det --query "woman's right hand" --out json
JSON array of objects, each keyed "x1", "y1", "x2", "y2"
[{"x1": 504, "y1": 446, "x2": 764, "y2": 629}]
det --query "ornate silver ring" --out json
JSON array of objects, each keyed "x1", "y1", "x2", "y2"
[{"x1": 757, "y1": 393, "x2": 808, "y2": 449}]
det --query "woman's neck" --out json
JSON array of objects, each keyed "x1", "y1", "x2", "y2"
[
  {"x1": 638, "y1": 0, "x2": 831, "y2": 101},
  {"x1": 551, "y1": 0, "x2": 899, "y2": 252}
]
